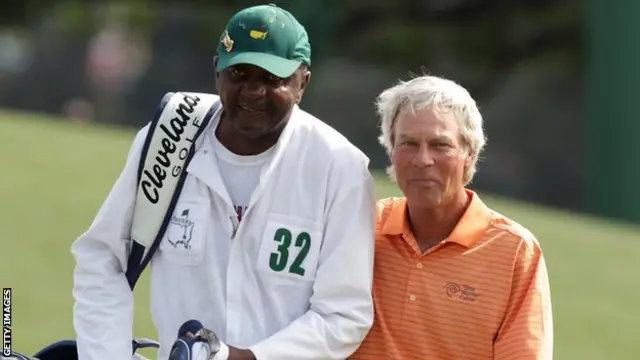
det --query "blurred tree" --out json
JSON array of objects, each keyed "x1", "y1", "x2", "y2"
[
  {"x1": 0, "y1": 1, "x2": 32, "y2": 27},
  {"x1": 586, "y1": 0, "x2": 640, "y2": 222},
  {"x1": 0, "y1": 0, "x2": 587, "y2": 215}
]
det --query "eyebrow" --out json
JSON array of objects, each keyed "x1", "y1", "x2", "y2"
[{"x1": 396, "y1": 133, "x2": 454, "y2": 142}]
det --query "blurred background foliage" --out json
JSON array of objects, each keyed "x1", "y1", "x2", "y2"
[{"x1": 0, "y1": 0, "x2": 589, "y2": 216}]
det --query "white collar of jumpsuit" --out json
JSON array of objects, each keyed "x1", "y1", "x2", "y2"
[{"x1": 185, "y1": 103, "x2": 302, "y2": 211}]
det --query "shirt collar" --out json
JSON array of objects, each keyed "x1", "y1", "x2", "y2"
[{"x1": 380, "y1": 189, "x2": 491, "y2": 248}]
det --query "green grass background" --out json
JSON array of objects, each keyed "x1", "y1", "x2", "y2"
[{"x1": 1, "y1": 110, "x2": 639, "y2": 359}]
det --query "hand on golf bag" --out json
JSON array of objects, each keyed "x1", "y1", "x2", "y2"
[
  {"x1": 2, "y1": 337, "x2": 159, "y2": 359},
  {"x1": 168, "y1": 320, "x2": 229, "y2": 360}
]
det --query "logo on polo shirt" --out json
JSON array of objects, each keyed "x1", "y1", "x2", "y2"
[{"x1": 444, "y1": 282, "x2": 477, "y2": 302}]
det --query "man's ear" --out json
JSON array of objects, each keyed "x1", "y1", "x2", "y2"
[
  {"x1": 464, "y1": 154, "x2": 474, "y2": 168},
  {"x1": 301, "y1": 68, "x2": 311, "y2": 90},
  {"x1": 297, "y1": 68, "x2": 311, "y2": 103},
  {"x1": 213, "y1": 56, "x2": 220, "y2": 93}
]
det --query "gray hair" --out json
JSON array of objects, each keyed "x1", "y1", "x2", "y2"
[{"x1": 375, "y1": 74, "x2": 487, "y2": 185}]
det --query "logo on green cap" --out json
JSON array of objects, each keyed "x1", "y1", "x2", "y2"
[
  {"x1": 249, "y1": 29, "x2": 268, "y2": 40},
  {"x1": 221, "y1": 30, "x2": 234, "y2": 52}
]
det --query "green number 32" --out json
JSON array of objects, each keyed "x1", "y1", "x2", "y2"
[{"x1": 269, "y1": 228, "x2": 311, "y2": 276}]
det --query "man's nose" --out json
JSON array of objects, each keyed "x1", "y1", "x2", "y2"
[
  {"x1": 242, "y1": 79, "x2": 267, "y2": 99},
  {"x1": 412, "y1": 144, "x2": 435, "y2": 167}
]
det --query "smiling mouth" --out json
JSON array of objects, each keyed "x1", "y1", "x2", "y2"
[
  {"x1": 410, "y1": 179, "x2": 439, "y2": 185},
  {"x1": 238, "y1": 104, "x2": 266, "y2": 114}
]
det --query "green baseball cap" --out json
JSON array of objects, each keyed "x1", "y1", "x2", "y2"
[{"x1": 215, "y1": 4, "x2": 311, "y2": 78}]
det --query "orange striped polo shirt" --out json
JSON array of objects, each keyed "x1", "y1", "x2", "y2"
[{"x1": 351, "y1": 190, "x2": 553, "y2": 360}]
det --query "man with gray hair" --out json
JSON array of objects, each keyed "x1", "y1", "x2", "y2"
[{"x1": 351, "y1": 74, "x2": 554, "y2": 359}]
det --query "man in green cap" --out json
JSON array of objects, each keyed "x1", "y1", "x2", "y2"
[{"x1": 71, "y1": 4, "x2": 376, "y2": 360}]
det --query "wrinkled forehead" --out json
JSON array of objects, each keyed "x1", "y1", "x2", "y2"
[{"x1": 393, "y1": 106, "x2": 460, "y2": 140}]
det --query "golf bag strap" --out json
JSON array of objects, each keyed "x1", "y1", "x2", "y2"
[{"x1": 125, "y1": 91, "x2": 221, "y2": 290}]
